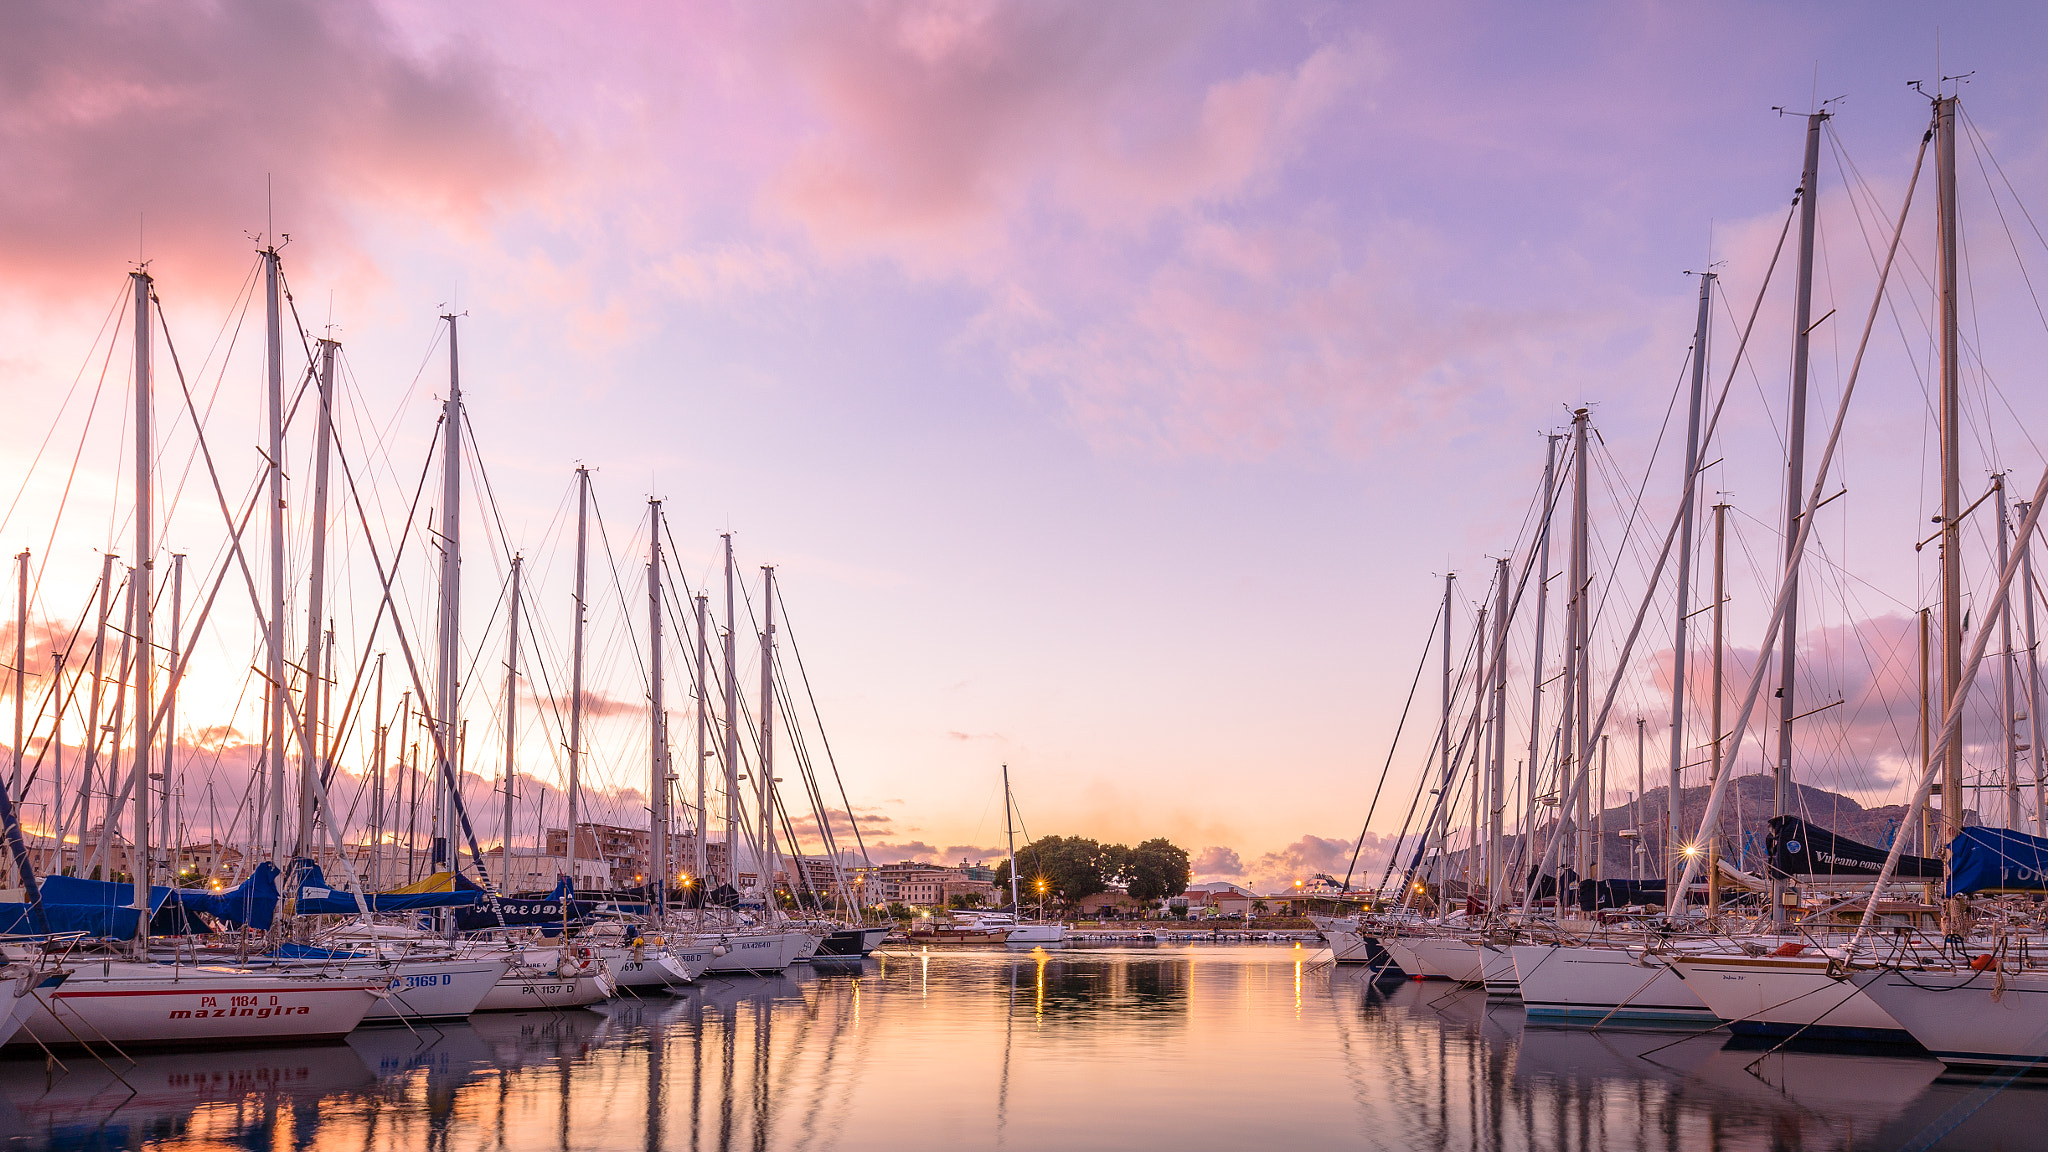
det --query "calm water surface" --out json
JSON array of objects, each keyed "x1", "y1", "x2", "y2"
[{"x1": 0, "y1": 944, "x2": 2040, "y2": 1151}]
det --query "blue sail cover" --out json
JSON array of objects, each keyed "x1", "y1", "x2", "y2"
[
  {"x1": 0, "y1": 874, "x2": 168, "y2": 937},
  {"x1": 1946, "y1": 827, "x2": 2048, "y2": 896},
  {"x1": 179, "y1": 862, "x2": 282, "y2": 929},
  {"x1": 0, "y1": 865, "x2": 282, "y2": 937},
  {"x1": 291, "y1": 861, "x2": 482, "y2": 914},
  {"x1": 453, "y1": 876, "x2": 586, "y2": 932}
]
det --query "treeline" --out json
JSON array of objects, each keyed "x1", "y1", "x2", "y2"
[{"x1": 991, "y1": 836, "x2": 1190, "y2": 906}]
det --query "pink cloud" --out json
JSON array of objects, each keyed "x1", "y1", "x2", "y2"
[
  {"x1": 0, "y1": 0, "x2": 550, "y2": 301},
  {"x1": 758, "y1": 3, "x2": 1377, "y2": 273}
]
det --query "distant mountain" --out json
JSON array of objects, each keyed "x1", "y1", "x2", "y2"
[{"x1": 1428, "y1": 773, "x2": 1968, "y2": 880}]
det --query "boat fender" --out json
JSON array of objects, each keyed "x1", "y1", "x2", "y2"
[
  {"x1": 712, "y1": 945, "x2": 729, "y2": 957},
  {"x1": 1971, "y1": 953, "x2": 1997, "y2": 972}
]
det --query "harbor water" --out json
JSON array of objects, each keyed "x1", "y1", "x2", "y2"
[{"x1": 0, "y1": 944, "x2": 2036, "y2": 1151}]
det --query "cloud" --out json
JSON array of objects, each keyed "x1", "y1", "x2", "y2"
[
  {"x1": 1641, "y1": 611, "x2": 2019, "y2": 802},
  {"x1": 1191, "y1": 845, "x2": 1243, "y2": 877},
  {"x1": 1241, "y1": 832, "x2": 1390, "y2": 892},
  {"x1": 938, "y1": 843, "x2": 1008, "y2": 863},
  {"x1": 867, "y1": 840, "x2": 940, "y2": 864},
  {"x1": 0, "y1": 0, "x2": 551, "y2": 301},
  {"x1": 759, "y1": 5, "x2": 1378, "y2": 268},
  {"x1": 521, "y1": 686, "x2": 640, "y2": 720}
]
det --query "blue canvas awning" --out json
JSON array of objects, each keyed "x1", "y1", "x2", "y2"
[
  {"x1": 291, "y1": 861, "x2": 482, "y2": 914},
  {"x1": 1947, "y1": 826, "x2": 2048, "y2": 896}
]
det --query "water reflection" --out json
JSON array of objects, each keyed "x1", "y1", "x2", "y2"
[{"x1": 2, "y1": 947, "x2": 2046, "y2": 1149}]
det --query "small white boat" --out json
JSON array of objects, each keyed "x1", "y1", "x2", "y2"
[
  {"x1": 9, "y1": 961, "x2": 383, "y2": 1051},
  {"x1": 959, "y1": 911, "x2": 1066, "y2": 946}
]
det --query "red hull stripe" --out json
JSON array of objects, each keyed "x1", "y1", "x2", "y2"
[{"x1": 53, "y1": 986, "x2": 378, "y2": 999}]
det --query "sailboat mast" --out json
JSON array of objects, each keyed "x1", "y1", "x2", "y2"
[
  {"x1": 296, "y1": 338, "x2": 338, "y2": 858},
  {"x1": 694, "y1": 591, "x2": 710, "y2": 892},
  {"x1": 569, "y1": 466, "x2": 589, "y2": 888},
  {"x1": 263, "y1": 250, "x2": 286, "y2": 866},
  {"x1": 161, "y1": 553, "x2": 182, "y2": 873},
  {"x1": 1487, "y1": 556, "x2": 1508, "y2": 906},
  {"x1": 1523, "y1": 434, "x2": 1559, "y2": 901},
  {"x1": 11, "y1": 551, "x2": 22, "y2": 804},
  {"x1": 1711, "y1": 501, "x2": 1728, "y2": 870},
  {"x1": 1634, "y1": 718, "x2": 1645, "y2": 880},
  {"x1": 1998, "y1": 477, "x2": 2020, "y2": 829},
  {"x1": 649, "y1": 504, "x2": 666, "y2": 914},
  {"x1": 1667, "y1": 271, "x2": 1713, "y2": 884},
  {"x1": 1936, "y1": 93, "x2": 1963, "y2": 937},
  {"x1": 1568, "y1": 407, "x2": 1591, "y2": 902},
  {"x1": 1468, "y1": 604, "x2": 1486, "y2": 891},
  {"x1": 1773, "y1": 110, "x2": 1826, "y2": 926},
  {"x1": 722, "y1": 534, "x2": 738, "y2": 889},
  {"x1": 129, "y1": 266, "x2": 153, "y2": 951},
  {"x1": 503, "y1": 556, "x2": 521, "y2": 893},
  {"x1": 2021, "y1": 499, "x2": 2045, "y2": 836},
  {"x1": 757, "y1": 565, "x2": 777, "y2": 916},
  {"x1": 50, "y1": 651, "x2": 63, "y2": 878},
  {"x1": 1434, "y1": 574, "x2": 1454, "y2": 874},
  {"x1": 434, "y1": 315, "x2": 463, "y2": 872},
  {"x1": 371, "y1": 654, "x2": 385, "y2": 891},
  {"x1": 82, "y1": 555, "x2": 113, "y2": 876},
  {"x1": 1004, "y1": 764, "x2": 1019, "y2": 911}
]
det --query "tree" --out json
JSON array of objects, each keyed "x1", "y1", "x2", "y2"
[
  {"x1": 993, "y1": 835, "x2": 1116, "y2": 907},
  {"x1": 1122, "y1": 838, "x2": 1191, "y2": 903}
]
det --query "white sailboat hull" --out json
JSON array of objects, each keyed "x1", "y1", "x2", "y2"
[
  {"x1": 1005, "y1": 923, "x2": 1066, "y2": 945},
  {"x1": 0, "y1": 972, "x2": 62, "y2": 1048},
  {"x1": 695, "y1": 930, "x2": 814, "y2": 974},
  {"x1": 1401, "y1": 936, "x2": 1485, "y2": 984},
  {"x1": 474, "y1": 971, "x2": 613, "y2": 1012},
  {"x1": 1324, "y1": 928, "x2": 1380, "y2": 965},
  {"x1": 1669, "y1": 955, "x2": 1904, "y2": 1039},
  {"x1": 10, "y1": 965, "x2": 381, "y2": 1051},
  {"x1": 603, "y1": 944, "x2": 713, "y2": 989},
  {"x1": 1479, "y1": 943, "x2": 1519, "y2": 998},
  {"x1": 1852, "y1": 966, "x2": 2048, "y2": 1068},
  {"x1": 1382, "y1": 938, "x2": 1425, "y2": 977},
  {"x1": 1510, "y1": 944, "x2": 1713, "y2": 1022},
  {"x1": 365, "y1": 958, "x2": 509, "y2": 1023}
]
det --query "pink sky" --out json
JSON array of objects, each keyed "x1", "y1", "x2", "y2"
[{"x1": 5, "y1": 2, "x2": 2048, "y2": 890}]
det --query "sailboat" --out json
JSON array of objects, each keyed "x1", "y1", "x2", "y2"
[{"x1": 996, "y1": 766, "x2": 1066, "y2": 946}]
